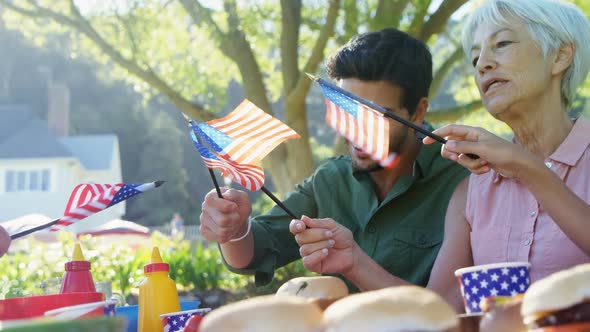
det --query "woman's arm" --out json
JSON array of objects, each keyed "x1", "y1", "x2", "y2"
[
  {"x1": 519, "y1": 157, "x2": 590, "y2": 254},
  {"x1": 425, "y1": 124, "x2": 590, "y2": 255},
  {"x1": 427, "y1": 177, "x2": 473, "y2": 312}
]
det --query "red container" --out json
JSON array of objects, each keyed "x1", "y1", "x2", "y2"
[
  {"x1": 0, "y1": 292, "x2": 104, "y2": 320},
  {"x1": 60, "y1": 260, "x2": 96, "y2": 293}
]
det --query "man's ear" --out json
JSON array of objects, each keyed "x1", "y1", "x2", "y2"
[
  {"x1": 411, "y1": 97, "x2": 429, "y2": 124},
  {"x1": 552, "y1": 43, "x2": 574, "y2": 76}
]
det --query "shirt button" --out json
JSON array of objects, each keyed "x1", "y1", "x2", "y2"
[
  {"x1": 367, "y1": 225, "x2": 376, "y2": 233},
  {"x1": 545, "y1": 161, "x2": 552, "y2": 168},
  {"x1": 524, "y1": 239, "x2": 531, "y2": 246}
]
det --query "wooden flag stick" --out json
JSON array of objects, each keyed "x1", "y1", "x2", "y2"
[
  {"x1": 10, "y1": 217, "x2": 60, "y2": 240},
  {"x1": 260, "y1": 186, "x2": 297, "y2": 219}
]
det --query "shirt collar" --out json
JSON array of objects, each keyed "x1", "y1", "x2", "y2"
[
  {"x1": 550, "y1": 117, "x2": 590, "y2": 166},
  {"x1": 492, "y1": 117, "x2": 590, "y2": 182}
]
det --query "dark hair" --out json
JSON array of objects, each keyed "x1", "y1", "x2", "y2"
[{"x1": 326, "y1": 28, "x2": 432, "y2": 114}]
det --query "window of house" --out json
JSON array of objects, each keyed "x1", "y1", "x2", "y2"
[{"x1": 4, "y1": 169, "x2": 51, "y2": 192}]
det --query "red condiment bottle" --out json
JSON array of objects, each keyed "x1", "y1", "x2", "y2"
[{"x1": 60, "y1": 242, "x2": 97, "y2": 294}]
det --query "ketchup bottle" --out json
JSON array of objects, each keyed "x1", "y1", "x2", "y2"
[{"x1": 60, "y1": 242, "x2": 97, "y2": 293}]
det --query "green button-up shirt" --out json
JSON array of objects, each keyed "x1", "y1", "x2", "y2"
[{"x1": 225, "y1": 141, "x2": 469, "y2": 288}]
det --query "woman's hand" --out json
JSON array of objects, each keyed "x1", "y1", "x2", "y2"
[
  {"x1": 0, "y1": 225, "x2": 11, "y2": 257},
  {"x1": 423, "y1": 124, "x2": 535, "y2": 179},
  {"x1": 289, "y1": 216, "x2": 357, "y2": 275}
]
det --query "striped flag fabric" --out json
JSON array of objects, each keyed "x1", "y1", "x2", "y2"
[
  {"x1": 50, "y1": 181, "x2": 162, "y2": 231},
  {"x1": 197, "y1": 100, "x2": 300, "y2": 164},
  {"x1": 190, "y1": 127, "x2": 265, "y2": 191},
  {"x1": 187, "y1": 99, "x2": 299, "y2": 191},
  {"x1": 317, "y1": 80, "x2": 399, "y2": 168}
]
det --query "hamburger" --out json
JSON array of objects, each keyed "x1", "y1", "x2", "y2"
[
  {"x1": 322, "y1": 286, "x2": 459, "y2": 332},
  {"x1": 521, "y1": 263, "x2": 590, "y2": 331},
  {"x1": 198, "y1": 294, "x2": 323, "y2": 332},
  {"x1": 276, "y1": 276, "x2": 349, "y2": 310}
]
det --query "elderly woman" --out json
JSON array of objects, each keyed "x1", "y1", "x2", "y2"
[{"x1": 288, "y1": 0, "x2": 590, "y2": 318}]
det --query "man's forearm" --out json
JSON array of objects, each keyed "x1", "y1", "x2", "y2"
[
  {"x1": 343, "y1": 245, "x2": 411, "y2": 291},
  {"x1": 219, "y1": 221, "x2": 256, "y2": 269}
]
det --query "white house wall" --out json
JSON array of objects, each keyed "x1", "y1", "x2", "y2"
[
  {"x1": 0, "y1": 157, "x2": 79, "y2": 220},
  {"x1": 0, "y1": 152, "x2": 124, "y2": 229}
]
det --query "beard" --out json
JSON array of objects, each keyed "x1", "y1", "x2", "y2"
[
  {"x1": 349, "y1": 127, "x2": 408, "y2": 173},
  {"x1": 351, "y1": 158, "x2": 383, "y2": 173}
]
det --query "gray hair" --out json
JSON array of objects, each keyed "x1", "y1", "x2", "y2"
[{"x1": 462, "y1": 0, "x2": 590, "y2": 106}]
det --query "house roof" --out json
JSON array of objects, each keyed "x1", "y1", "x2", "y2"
[
  {"x1": 0, "y1": 106, "x2": 73, "y2": 159},
  {"x1": 0, "y1": 105, "x2": 116, "y2": 170},
  {"x1": 60, "y1": 135, "x2": 116, "y2": 170}
]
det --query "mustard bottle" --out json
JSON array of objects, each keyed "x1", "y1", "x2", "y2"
[{"x1": 138, "y1": 247, "x2": 181, "y2": 332}]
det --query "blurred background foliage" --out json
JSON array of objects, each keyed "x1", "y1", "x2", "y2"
[{"x1": 0, "y1": 233, "x2": 314, "y2": 304}]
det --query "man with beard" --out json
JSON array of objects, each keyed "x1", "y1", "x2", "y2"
[{"x1": 199, "y1": 28, "x2": 469, "y2": 289}]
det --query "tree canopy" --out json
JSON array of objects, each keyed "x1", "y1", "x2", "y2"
[{"x1": 1, "y1": 0, "x2": 588, "y2": 199}]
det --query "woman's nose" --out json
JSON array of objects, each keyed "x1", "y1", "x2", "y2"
[{"x1": 476, "y1": 51, "x2": 497, "y2": 74}]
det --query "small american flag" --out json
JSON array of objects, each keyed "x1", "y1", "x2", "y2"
[
  {"x1": 50, "y1": 181, "x2": 162, "y2": 231},
  {"x1": 191, "y1": 128, "x2": 265, "y2": 191},
  {"x1": 197, "y1": 100, "x2": 300, "y2": 164},
  {"x1": 188, "y1": 100, "x2": 299, "y2": 191},
  {"x1": 318, "y1": 80, "x2": 398, "y2": 168}
]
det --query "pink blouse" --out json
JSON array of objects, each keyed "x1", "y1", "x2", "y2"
[{"x1": 466, "y1": 117, "x2": 590, "y2": 283}]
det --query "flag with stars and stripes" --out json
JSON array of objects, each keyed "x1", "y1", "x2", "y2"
[
  {"x1": 197, "y1": 99, "x2": 300, "y2": 165},
  {"x1": 187, "y1": 100, "x2": 299, "y2": 191},
  {"x1": 456, "y1": 264, "x2": 531, "y2": 314},
  {"x1": 50, "y1": 181, "x2": 162, "y2": 231},
  {"x1": 317, "y1": 80, "x2": 399, "y2": 169},
  {"x1": 190, "y1": 127, "x2": 265, "y2": 191}
]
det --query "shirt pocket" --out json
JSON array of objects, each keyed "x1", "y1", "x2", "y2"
[
  {"x1": 386, "y1": 229, "x2": 443, "y2": 285},
  {"x1": 470, "y1": 224, "x2": 510, "y2": 265}
]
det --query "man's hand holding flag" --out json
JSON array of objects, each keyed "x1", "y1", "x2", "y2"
[{"x1": 185, "y1": 99, "x2": 300, "y2": 219}]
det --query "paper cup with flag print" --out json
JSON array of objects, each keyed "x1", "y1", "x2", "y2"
[
  {"x1": 160, "y1": 308, "x2": 211, "y2": 332},
  {"x1": 454, "y1": 262, "x2": 531, "y2": 315}
]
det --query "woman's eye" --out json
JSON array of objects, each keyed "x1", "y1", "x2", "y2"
[{"x1": 496, "y1": 41, "x2": 511, "y2": 48}]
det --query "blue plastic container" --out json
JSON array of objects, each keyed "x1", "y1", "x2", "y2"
[{"x1": 117, "y1": 300, "x2": 200, "y2": 332}]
